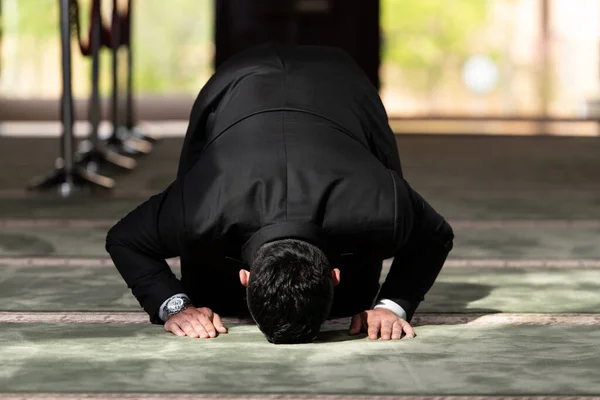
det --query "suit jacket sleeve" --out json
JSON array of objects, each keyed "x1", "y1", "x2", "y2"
[
  {"x1": 105, "y1": 178, "x2": 187, "y2": 325},
  {"x1": 376, "y1": 175, "x2": 455, "y2": 322}
]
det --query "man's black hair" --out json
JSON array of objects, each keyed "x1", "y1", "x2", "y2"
[{"x1": 246, "y1": 238, "x2": 334, "y2": 344}]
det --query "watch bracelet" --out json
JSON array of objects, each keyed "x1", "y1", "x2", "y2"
[{"x1": 166, "y1": 295, "x2": 192, "y2": 318}]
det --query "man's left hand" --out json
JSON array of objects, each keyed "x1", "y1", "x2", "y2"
[{"x1": 349, "y1": 308, "x2": 415, "y2": 340}]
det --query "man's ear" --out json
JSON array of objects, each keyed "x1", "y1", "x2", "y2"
[
  {"x1": 239, "y1": 269, "x2": 250, "y2": 287},
  {"x1": 331, "y1": 268, "x2": 341, "y2": 286}
]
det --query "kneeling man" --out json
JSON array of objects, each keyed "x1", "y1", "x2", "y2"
[{"x1": 106, "y1": 44, "x2": 454, "y2": 344}]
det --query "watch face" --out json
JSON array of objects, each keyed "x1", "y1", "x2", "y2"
[{"x1": 167, "y1": 297, "x2": 184, "y2": 312}]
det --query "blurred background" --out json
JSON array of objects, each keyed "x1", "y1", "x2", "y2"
[
  {"x1": 1, "y1": 2, "x2": 599, "y2": 396},
  {"x1": 2, "y1": 0, "x2": 600, "y2": 136}
]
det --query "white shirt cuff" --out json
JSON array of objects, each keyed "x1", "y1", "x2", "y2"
[
  {"x1": 158, "y1": 293, "x2": 190, "y2": 322},
  {"x1": 374, "y1": 299, "x2": 408, "y2": 320}
]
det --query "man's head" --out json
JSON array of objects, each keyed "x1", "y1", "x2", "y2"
[{"x1": 239, "y1": 239, "x2": 340, "y2": 344}]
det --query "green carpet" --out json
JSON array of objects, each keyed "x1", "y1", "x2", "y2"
[
  {"x1": 0, "y1": 265, "x2": 598, "y2": 313},
  {"x1": 1, "y1": 135, "x2": 599, "y2": 397},
  {"x1": 1, "y1": 225, "x2": 600, "y2": 259},
  {"x1": 1, "y1": 323, "x2": 598, "y2": 395}
]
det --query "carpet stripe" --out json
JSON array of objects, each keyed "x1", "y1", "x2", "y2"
[
  {"x1": 0, "y1": 395, "x2": 598, "y2": 400},
  {"x1": 0, "y1": 190, "x2": 162, "y2": 199},
  {"x1": 0, "y1": 219, "x2": 116, "y2": 228},
  {"x1": 1, "y1": 218, "x2": 600, "y2": 229},
  {"x1": 4, "y1": 187, "x2": 600, "y2": 198},
  {"x1": 444, "y1": 259, "x2": 600, "y2": 268},
  {"x1": 2, "y1": 187, "x2": 600, "y2": 198},
  {"x1": 0, "y1": 257, "x2": 181, "y2": 267},
  {"x1": 1, "y1": 312, "x2": 598, "y2": 326},
  {"x1": 1, "y1": 257, "x2": 600, "y2": 268},
  {"x1": 451, "y1": 220, "x2": 600, "y2": 228}
]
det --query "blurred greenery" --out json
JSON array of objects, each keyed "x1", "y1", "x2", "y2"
[
  {"x1": 13, "y1": 0, "x2": 58, "y2": 36},
  {"x1": 133, "y1": 0, "x2": 213, "y2": 93},
  {"x1": 1, "y1": 0, "x2": 213, "y2": 95},
  {"x1": 3, "y1": 0, "x2": 489, "y2": 96},
  {"x1": 381, "y1": 0, "x2": 489, "y2": 92}
]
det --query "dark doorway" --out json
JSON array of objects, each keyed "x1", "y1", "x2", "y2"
[{"x1": 214, "y1": 0, "x2": 381, "y2": 88}]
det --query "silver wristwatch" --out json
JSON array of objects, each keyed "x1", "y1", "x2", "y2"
[{"x1": 165, "y1": 295, "x2": 192, "y2": 318}]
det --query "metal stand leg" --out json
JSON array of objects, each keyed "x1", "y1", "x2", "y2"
[
  {"x1": 124, "y1": 0, "x2": 157, "y2": 144},
  {"x1": 125, "y1": 44, "x2": 157, "y2": 144},
  {"x1": 27, "y1": 0, "x2": 114, "y2": 196},
  {"x1": 76, "y1": 135, "x2": 137, "y2": 172},
  {"x1": 76, "y1": 0, "x2": 136, "y2": 172},
  {"x1": 106, "y1": 0, "x2": 152, "y2": 156}
]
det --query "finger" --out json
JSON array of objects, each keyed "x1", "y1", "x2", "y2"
[
  {"x1": 180, "y1": 321, "x2": 201, "y2": 338},
  {"x1": 401, "y1": 320, "x2": 415, "y2": 339},
  {"x1": 212, "y1": 313, "x2": 228, "y2": 334},
  {"x1": 349, "y1": 314, "x2": 362, "y2": 335},
  {"x1": 367, "y1": 317, "x2": 381, "y2": 340},
  {"x1": 391, "y1": 320, "x2": 403, "y2": 340},
  {"x1": 380, "y1": 319, "x2": 393, "y2": 340},
  {"x1": 165, "y1": 322, "x2": 186, "y2": 337},
  {"x1": 197, "y1": 314, "x2": 217, "y2": 338},
  {"x1": 186, "y1": 316, "x2": 211, "y2": 338}
]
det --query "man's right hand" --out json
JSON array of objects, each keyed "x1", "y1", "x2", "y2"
[{"x1": 164, "y1": 306, "x2": 228, "y2": 338}]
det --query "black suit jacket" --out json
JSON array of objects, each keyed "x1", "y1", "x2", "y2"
[{"x1": 105, "y1": 44, "x2": 454, "y2": 324}]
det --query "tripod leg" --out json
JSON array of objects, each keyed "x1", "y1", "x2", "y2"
[
  {"x1": 76, "y1": 142, "x2": 137, "y2": 172},
  {"x1": 107, "y1": 126, "x2": 152, "y2": 155},
  {"x1": 28, "y1": 163, "x2": 115, "y2": 197},
  {"x1": 28, "y1": 0, "x2": 115, "y2": 197}
]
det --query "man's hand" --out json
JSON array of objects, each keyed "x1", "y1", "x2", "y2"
[
  {"x1": 349, "y1": 308, "x2": 415, "y2": 340},
  {"x1": 164, "y1": 306, "x2": 228, "y2": 338}
]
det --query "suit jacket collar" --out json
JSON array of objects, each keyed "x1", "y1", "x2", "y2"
[{"x1": 241, "y1": 221, "x2": 335, "y2": 265}]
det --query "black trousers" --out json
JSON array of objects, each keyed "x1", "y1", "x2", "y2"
[{"x1": 181, "y1": 253, "x2": 383, "y2": 319}]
